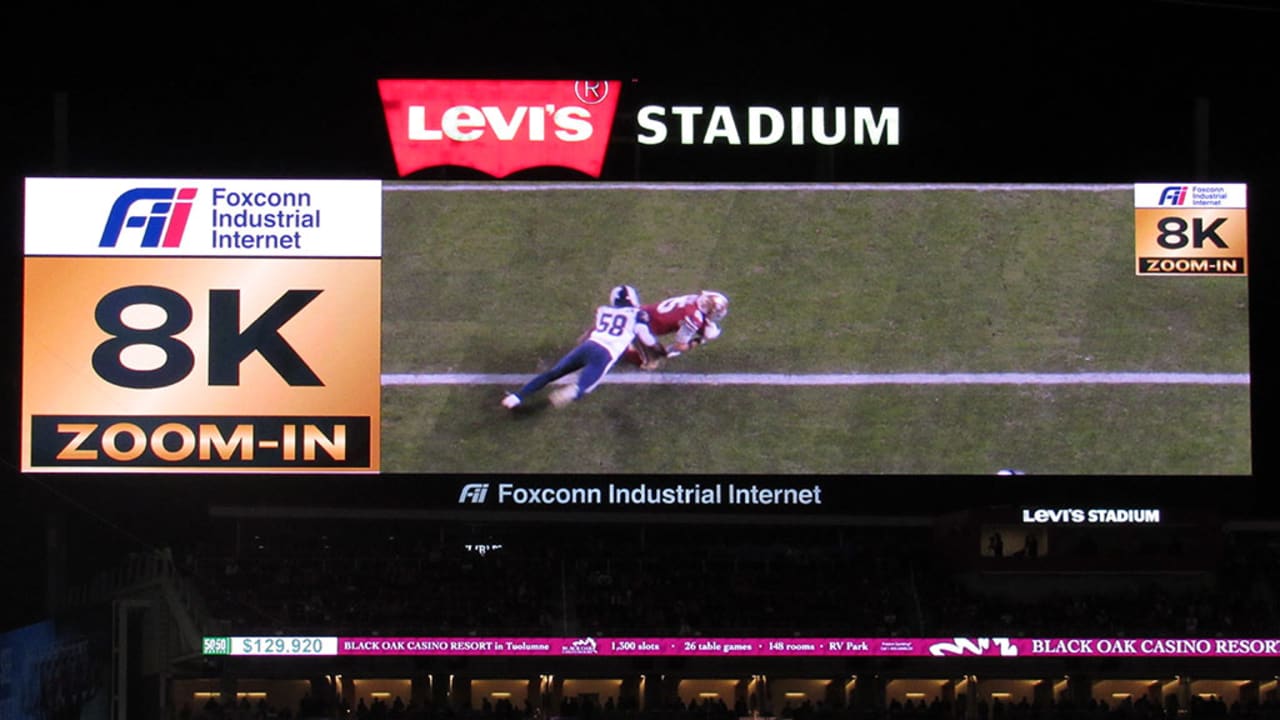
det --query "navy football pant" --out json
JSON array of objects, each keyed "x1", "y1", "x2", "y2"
[{"x1": 515, "y1": 341, "x2": 614, "y2": 400}]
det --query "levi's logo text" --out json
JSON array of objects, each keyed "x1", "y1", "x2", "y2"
[
  {"x1": 22, "y1": 178, "x2": 383, "y2": 473},
  {"x1": 378, "y1": 79, "x2": 621, "y2": 178},
  {"x1": 1134, "y1": 183, "x2": 1247, "y2": 276},
  {"x1": 101, "y1": 188, "x2": 198, "y2": 248}
]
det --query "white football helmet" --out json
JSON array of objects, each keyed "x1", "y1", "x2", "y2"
[{"x1": 696, "y1": 290, "x2": 729, "y2": 321}]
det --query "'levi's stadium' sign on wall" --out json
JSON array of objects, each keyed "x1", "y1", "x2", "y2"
[{"x1": 377, "y1": 79, "x2": 903, "y2": 178}]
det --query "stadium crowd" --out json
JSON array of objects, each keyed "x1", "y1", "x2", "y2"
[{"x1": 148, "y1": 519, "x2": 1280, "y2": 640}]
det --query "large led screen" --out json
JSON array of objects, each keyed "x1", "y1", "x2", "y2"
[
  {"x1": 379, "y1": 181, "x2": 1249, "y2": 476},
  {"x1": 22, "y1": 179, "x2": 1249, "y2": 476}
]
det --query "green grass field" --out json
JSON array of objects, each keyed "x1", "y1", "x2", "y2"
[{"x1": 379, "y1": 184, "x2": 1250, "y2": 475}]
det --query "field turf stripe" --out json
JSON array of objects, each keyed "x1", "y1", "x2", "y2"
[{"x1": 383, "y1": 372, "x2": 1249, "y2": 386}]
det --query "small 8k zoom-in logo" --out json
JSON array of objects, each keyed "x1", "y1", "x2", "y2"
[
  {"x1": 458, "y1": 483, "x2": 491, "y2": 503},
  {"x1": 1157, "y1": 186, "x2": 1188, "y2": 206},
  {"x1": 100, "y1": 187, "x2": 198, "y2": 248},
  {"x1": 1135, "y1": 183, "x2": 1247, "y2": 276}
]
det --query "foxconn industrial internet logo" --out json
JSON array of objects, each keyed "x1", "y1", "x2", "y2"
[
  {"x1": 378, "y1": 79, "x2": 621, "y2": 178},
  {"x1": 26, "y1": 178, "x2": 383, "y2": 259},
  {"x1": 100, "y1": 187, "x2": 198, "y2": 248}
]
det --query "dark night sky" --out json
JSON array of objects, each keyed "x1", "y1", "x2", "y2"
[
  {"x1": 2, "y1": 1, "x2": 1277, "y2": 629},
  {"x1": 6, "y1": 3, "x2": 1277, "y2": 181}
]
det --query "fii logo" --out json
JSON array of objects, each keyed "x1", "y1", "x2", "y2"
[
  {"x1": 100, "y1": 187, "x2": 198, "y2": 248},
  {"x1": 1157, "y1": 186, "x2": 1189, "y2": 206},
  {"x1": 458, "y1": 483, "x2": 490, "y2": 503}
]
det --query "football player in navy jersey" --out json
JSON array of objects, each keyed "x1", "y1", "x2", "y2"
[{"x1": 502, "y1": 285, "x2": 666, "y2": 409}]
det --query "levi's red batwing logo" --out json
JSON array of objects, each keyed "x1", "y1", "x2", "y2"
[{"x1": 378, "y1": 79, "x2": 621, "y2": 178}]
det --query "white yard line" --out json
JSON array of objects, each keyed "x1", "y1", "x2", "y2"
[{"x1": 383, "y1": 372, "x2": 1249, "y2": 386}]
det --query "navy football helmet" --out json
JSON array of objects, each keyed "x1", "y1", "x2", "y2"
[{"x1": 610, "y1": 285, "x2": 641, "y2": 308}]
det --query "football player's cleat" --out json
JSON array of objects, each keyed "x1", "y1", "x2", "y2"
[
  {"x1": 501, "y1": 393, "x2": 522, "y2": 409},
  {"x1": 697, "y1": 291, "x2": 729, "y2": 321}
]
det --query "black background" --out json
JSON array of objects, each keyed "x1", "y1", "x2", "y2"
[{"x1": 3, "y1": 1, "x2": 1277, "y2": 631}]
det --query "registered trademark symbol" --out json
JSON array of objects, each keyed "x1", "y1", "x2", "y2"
[{"x1": 575, "y1": 81, "x2": 609, "y2": 105}]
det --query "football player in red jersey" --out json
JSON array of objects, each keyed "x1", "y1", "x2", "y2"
[{"x1": 620, "y1": 290, "x2": 729, "y2": 369}]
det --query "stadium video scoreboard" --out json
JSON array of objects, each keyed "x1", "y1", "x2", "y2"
[{"x1": 21, "y1": 178, "x2": 1251, "y2": 478}]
